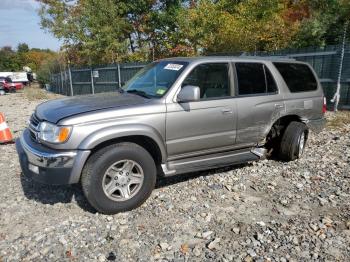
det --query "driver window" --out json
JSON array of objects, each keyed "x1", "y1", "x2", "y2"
[{"x1": 182, "y1": 63, "x2": 230, "y2": 99}]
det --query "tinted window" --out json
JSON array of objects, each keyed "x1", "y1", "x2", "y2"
[
  {"x1": 236, "y1": 63, "x2": 277, "y2": 95},
  {"x1": 182, "y1": 63, "x2": 230, "y2": 99},
  {"x1": 273, "y1": 63, "x2": 317, "y2": 92}
]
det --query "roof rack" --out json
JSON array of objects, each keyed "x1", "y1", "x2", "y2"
[
  {"x1": 206, "y1": 52, "x2": 296, "y2": 61},
  {"x1": 238, "y1": 55, "x2": 296, "y2": 61}
]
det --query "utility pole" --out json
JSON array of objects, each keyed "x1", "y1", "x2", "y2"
[{"x1": 331, "y1": 20, "x2": 349, "y2": 111}]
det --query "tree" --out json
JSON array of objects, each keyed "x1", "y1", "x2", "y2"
[
  {"x1": 176, "y1": 0, "x2": 300, "y2": 54},
  {"x1": 38, "y1": 0, "x2": 131, "y2": 64},
  {"x1": 17, "y1": 43, "x2": 30, "y2": 53},
  {"x1": 36, "y1": 0, "x2": 350, "y2": 64},
  {"x1": 24, "y1": 50, "x2": 56, "y2": 72},
  {"x1": 0, "y1": 44, "x2": 58, "y2": 73},
  {"x1": 0, "y1": 46, "x2": 21, "y2": 71},
  {"x1": 36, "y1": 52, "x2": 63, "y2": 84},
  {"x1": 290, "y1": 0, "x2": 350, "y2": 48},
  {"x1": 37, "y1": 0, "x2": 187, "y2": 62}
]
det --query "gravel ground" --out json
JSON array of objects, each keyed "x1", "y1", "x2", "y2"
[{"x1": 0, "y1": 91, "x2": 349, "y2": 261}]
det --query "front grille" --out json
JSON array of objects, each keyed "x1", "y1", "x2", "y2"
[
  {"x1": 29, "y1": 130, "x2": 37, "y2": 141},
  {"x1": 30, "y1": 114, "x2": 40, "y2": 127},
  {"x1": 29, "y1": 114, "x2": 41, "y2": 141}
]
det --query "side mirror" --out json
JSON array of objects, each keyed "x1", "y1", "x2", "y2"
[{"x1": 177, "y1": 85, "x2": 200, "y2": 103}]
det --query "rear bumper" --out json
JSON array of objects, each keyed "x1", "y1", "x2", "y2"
[
  {"x1": 16, "y1": 129, "x2": 90, "y2": 185},
  {"x1": 305, "y1": 117, "x2": 326, "y2": 133}
]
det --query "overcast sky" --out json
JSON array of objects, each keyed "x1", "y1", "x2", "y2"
[{"x1": 0, "y1": 0, "x2": 61, "y2": 51}]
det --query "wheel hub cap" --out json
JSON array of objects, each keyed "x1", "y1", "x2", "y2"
[{"x1": 102, "y1": 159, "x2": 144, "y2": 202}]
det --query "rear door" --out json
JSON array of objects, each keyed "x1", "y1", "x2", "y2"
[{"x1": 233, "y1": 62, "x2": 285, "y2": 146}]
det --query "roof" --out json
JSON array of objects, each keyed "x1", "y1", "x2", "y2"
[{"x1": 160, "y1": 55, "x2": 296, "y2": 63}]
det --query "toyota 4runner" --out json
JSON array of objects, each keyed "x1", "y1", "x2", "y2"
[{"x1": 16, "y1": 57, "x2": 326, "y2": 214}]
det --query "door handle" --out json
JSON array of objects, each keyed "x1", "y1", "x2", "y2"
[
  {"x1": 221, "y1": 108, "x2": 233, "y2": 114},
  {"x1": 275, "y1": 104, "x2": 284, "y2": 109}
]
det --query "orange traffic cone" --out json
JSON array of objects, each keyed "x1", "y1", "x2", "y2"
[{"x1": 0, "y1": 113, "x2": 13, "y2": 144}]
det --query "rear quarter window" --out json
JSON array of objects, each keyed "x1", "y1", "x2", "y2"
[{"x1": 273, "y1": 63, "x2": 318, "y2": 93}]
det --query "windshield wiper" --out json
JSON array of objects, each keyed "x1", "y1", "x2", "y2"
[{"x1": 126, "y1": 89, "x2": 151, "y2": 99}]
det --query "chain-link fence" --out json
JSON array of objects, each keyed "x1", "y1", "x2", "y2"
[
  {"x1": 49, "y1": 62, "x2": 147, "y2": 96},
  {"x1": 255, "y1": 44, "x2": 350, "y2": 109},
  {"x1": 49, "y1": 43, "x2": 350, "y2": 109}
]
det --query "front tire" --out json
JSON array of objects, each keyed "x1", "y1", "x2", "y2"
[
  {"x1": 279, "y1": 121, "x2": 308, "y2": 161},
  {"x1": 81, "y1": 142, "x2": 156, "y2": 214}
]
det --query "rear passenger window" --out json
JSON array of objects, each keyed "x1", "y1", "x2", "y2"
[
  {"x1": 273, "y1": 63, "x2": 317, "y2": 92},
  {"x1": 235, "y1": 63, "x2": 277, "y2": 95}
]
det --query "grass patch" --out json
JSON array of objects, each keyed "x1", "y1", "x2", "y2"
[
  {"x1": 327, "y1": 111, "x2": 350, "y2": 129},
  {"x1": 23, "y1": 83, "x2": 60, "y2": 101}
]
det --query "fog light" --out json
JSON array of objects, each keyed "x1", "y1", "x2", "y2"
[{"x1": 28, "y1": 163, "x2": 39, "y2": 174}]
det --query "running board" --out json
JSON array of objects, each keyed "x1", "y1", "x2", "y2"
[{"x1": 162, "y1": 148, "x2": 263, "y2": 177}]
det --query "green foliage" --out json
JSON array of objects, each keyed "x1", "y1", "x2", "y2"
[
  {"x1": 36, "y1": 0, "x2": 350, "y2": 64},
  {"x1": 39, "y1": 0, "x2": 131, "y2": 64},
  {"x1": 17, "y1": 43, "x2": 30, "y2": 53},
  {"x1": 290, "y1": 0, "x2": 350, "y2": 48},
  {"x1": 0, "y1": 43, "x2": 59, "y2": 85},
  {"x1": 177, "y1": 0, "x2": 300, "y2": 54},
  {"x1": 0, "y1": 46, "x2": 21, "y2": 71}
]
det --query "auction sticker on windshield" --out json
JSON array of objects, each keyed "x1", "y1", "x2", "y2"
[{"x1": 164, "y1": 64, "x2": 183, "y2": 71}]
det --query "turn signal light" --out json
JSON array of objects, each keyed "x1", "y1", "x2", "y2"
[{"x1": 58, "y1": 127, "x2": 71, "y2": 143}]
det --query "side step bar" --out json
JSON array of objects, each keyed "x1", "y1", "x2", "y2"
[{"x1": 161, "y1": 147, "x2": 266, "y2": 177}]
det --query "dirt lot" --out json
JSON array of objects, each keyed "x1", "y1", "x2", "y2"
[{"x1": 0, "y1": 89, "x2": 350, "y2": 261}]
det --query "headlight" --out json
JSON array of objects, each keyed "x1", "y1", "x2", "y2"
[{"x1": 38, "y1": 122, "x2": 72, "y2": 143}]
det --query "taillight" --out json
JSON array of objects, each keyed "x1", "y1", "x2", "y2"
[{"x1": 322, "y1": 97, "x2": 327, "y2": 113}]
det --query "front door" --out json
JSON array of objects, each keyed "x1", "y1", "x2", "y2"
[{"x1": 166, "y1": 62, "x2": 236, "y2": 159}]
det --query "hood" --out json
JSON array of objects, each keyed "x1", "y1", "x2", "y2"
[{"x1": 36, "y1": 92, "x2": 148, "y2": 123}]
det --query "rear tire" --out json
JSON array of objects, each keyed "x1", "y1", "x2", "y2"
[
  {"x1": 81, "y1": 142, "x2": 157, "y2": 214},
  {"x1": 279, "y1": 121, "x2": 308, "y2": 161}
]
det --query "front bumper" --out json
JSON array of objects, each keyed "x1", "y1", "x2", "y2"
[
  {"x1": 305, "y1": 117, "x2": 326, "y2": 133},
  {"x1": 16, "y1": 129, "x2": 90, "y2": 185}
]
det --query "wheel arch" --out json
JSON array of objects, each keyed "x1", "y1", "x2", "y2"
[
  {"x1": 264, "y1": 114, "x2": 308, "y2": 142},
  {"x1": 78, "y1": 124, "x2": 167, "y2": 164}
]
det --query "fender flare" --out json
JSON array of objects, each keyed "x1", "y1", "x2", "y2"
[{"x1": 78, "y1": 124, "x2": 167, "y2": 162}]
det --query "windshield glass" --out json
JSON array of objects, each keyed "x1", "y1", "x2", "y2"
[{"x1": 123, "y1": 61, "x2": 188, "y2": 98}]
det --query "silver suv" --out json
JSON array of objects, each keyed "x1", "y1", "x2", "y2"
[{"x1": 16, "y1": 57, "x2": 326, "y2": 214}]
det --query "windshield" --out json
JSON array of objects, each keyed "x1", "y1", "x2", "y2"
[{"x1": 123, "y1": 61, "x2": 188, "y2": 98}]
